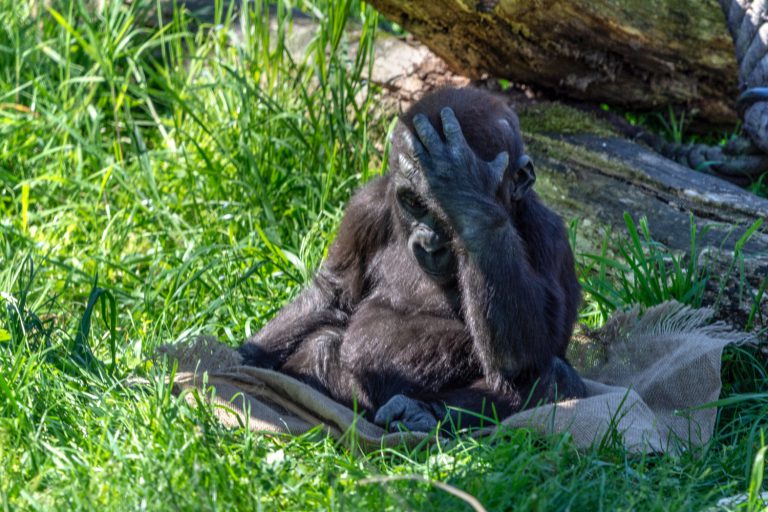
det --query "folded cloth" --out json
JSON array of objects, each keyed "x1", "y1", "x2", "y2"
[{"x1": 154, "y1": 301, "x2": 751, "y2": 453}]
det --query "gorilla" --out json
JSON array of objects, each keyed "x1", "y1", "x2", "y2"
[{"x1": 239, "y1": 87, "x2": 586, "y2": 431}]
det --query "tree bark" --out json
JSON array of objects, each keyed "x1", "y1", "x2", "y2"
[{"x1": 368, "y1": 0, "x2": 740, "y2": 125}]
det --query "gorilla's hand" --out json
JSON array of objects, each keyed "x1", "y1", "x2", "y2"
[{"x1": 401, "y1": 108, "x2": 511, "y2": 240}]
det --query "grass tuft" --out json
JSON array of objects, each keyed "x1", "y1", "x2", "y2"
[{"x1": 577, "y1": 213, "x2": 710, "y2": 328}]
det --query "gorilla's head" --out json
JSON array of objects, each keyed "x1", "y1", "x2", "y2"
[{"x1": 388, "y1": 87, "x2": 536, "y2": 285}]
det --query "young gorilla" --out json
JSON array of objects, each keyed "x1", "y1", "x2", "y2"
[{"x1": 239, "y1": 87, "x2": 586, "y2": 431}]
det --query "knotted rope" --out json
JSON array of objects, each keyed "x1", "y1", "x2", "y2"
[{"x1": 642, "y1": 1, "x2": 768, "y2": 186}]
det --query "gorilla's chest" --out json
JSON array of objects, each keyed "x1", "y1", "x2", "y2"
[{"x1": 362, "y1": 243, "x2": 460, "y2": 316}]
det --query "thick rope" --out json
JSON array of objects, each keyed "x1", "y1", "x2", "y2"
[
  {"x1": 723, "y1": 1, "x2": 768, "y2": 151},
  {"x1": 644, "y1": 1, "x2": 768, "y2": 186}
]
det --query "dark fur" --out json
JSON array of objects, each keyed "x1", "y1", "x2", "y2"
[{"x1": 239, "y1": 87, "x2": 585, "y2": 428}]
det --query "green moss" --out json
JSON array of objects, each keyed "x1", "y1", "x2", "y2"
[
  {"x1": 518, "y1": 102, "x2": 616, "y2": 137},
  {"x1": 524, "y1": 133, "x2": 643, "y2": 181}
]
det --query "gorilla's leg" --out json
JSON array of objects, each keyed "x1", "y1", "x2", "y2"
[
  {"x1": 339, "y1": 302, "x2": 476, "y2": 412},
  {"x1": 239, "y1": 284, "x2": 348, "y2": 369},
  {"x1": 280, "y1": 327, "x2": 345, "y2": 394}
]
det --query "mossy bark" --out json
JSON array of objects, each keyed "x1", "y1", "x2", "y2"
[
  {"x1": 522, "y1": 130, "x2": 768, "y2": 277},
  {"x1": 369, "y1": 0, "x2": 739, "y2": 125}
]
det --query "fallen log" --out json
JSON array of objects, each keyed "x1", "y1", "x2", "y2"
[{"x1": 368, "y1": 0, "x2": 740, "y2": 126}]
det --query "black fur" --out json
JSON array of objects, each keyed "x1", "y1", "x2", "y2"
[{"x1": 239, "y1": 87, "x2": 586, "y2": 430}]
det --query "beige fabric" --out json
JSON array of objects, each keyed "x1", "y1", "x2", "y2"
[{"x1": 154, "y1": 301, "x2": 752, "y2": 453}]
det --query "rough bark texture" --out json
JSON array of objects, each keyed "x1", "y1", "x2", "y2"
[
  {"x1": 368, "y1": 0, "x2": 740, "y2": 125},
  {"x1": 528, "y1": 133, "x2": 768, "y2": 263}
]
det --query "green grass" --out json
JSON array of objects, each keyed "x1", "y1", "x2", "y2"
[
  {"x1": 574, "y1": 213, "x2": 766, "y2": 331},
  {"x1": 1, "y1": 0, "x2": 767, "y2": 510},
  {"x1": 577, "y1": 213, "x2": 711, "y2": 328}
]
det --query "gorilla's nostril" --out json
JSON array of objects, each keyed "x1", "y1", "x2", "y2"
[{"x1": 430, "y1": 246, "x2": 449, "y2": 258}]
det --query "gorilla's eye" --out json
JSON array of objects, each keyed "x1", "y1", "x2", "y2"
[{"x1": 397, "y1": 189, "x2": 428, "y2": 217}]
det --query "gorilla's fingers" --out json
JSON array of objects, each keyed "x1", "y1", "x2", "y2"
[
  {"x1": 401, "y1": 128, "x2": 428, "y2": 159},
  {"x1": 488, "y1": 151, "x2": 509, "y2": 189},
  {"x1": 413, "y1": 114, "x2": 444, "y2": 156},
  {"x1": 440, "y1": 107, "x2": 469, "y2": 151},
  {"x1": 398, "y1": 153, "x2": 418, "y2": 180}
]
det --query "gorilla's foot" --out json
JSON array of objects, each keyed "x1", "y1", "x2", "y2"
[{"x1": 374, "y1": 394, "x2": 441, "y2": 432}]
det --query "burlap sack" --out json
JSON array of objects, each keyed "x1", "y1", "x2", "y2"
[{"x1": 154, "y1": 301, "x2": 752, "y2": 453}]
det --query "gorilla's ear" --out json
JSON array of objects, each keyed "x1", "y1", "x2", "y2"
[{"x1": 508, "y1": 155, "x2": 536, "y2": 201}]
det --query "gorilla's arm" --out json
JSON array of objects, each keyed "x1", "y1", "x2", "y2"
[
  {"x1": 408, "y1": 109, "x2": 565, "y2": 387},
  {"x1": 516, "y1": 197, "x2": 581, "y2": 359},
  {"x1": 239, "y1": 177, "x2": 392, "y2": 368},
  {"x1": 455, "y1": 212, "x2": 562, "y2": 386}
]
